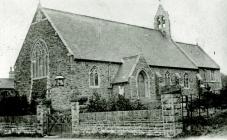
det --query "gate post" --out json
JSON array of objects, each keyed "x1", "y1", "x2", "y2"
[
  {"x1": 161, "y1": 85, "x2": 183, "y2": 137},
  {"x1": 37, "y1": 103, "x2": 50, "y2": 136},
  {"x1": 71, "y1": 101, "x2": 80, "y2": 135}
]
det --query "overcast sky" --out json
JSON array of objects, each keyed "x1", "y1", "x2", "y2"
[{"x1": 0, "y1": 0, "x2": 227, "y2": 78}]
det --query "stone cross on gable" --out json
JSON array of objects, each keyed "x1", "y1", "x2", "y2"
[{"x1": 38, "y1": 0, "x2": 42, "y2": 8}]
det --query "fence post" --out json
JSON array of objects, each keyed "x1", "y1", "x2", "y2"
[
  {"x1": 36, "y1": 103, "x2": 50, "y2": 136},
  {"x1": 71, "y1": 101, "x2": 80, "y2": 135},
  {"x1": 161, "y1": 86, "x2": 183, "y2": 138}
]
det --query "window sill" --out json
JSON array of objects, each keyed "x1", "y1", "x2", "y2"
[
  {"x1": 32, "y1": 76, "x2": 47, "y2": 80},
  {"x1": 89, "y1": 86, "x2": 100, "y2": 89}
]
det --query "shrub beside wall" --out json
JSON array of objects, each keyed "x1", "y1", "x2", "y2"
[
  {"x1": 87, "y1": 93, "x2": 147, "y2": 112},
  {"x1": 0, "y1": 95, "x2": 34, "y2": 116}
]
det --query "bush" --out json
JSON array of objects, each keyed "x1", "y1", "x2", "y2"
[
  {"x1": 87, "y1": 92, "x2": 108, "y2": 112},
  {"x1": 87, "y1": 93, "x2": 147, "y2": 112},
  {"x1": 0, "y1": 94, "x2": 35, "y2": 116}
]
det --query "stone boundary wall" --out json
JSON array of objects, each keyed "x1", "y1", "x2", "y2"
[
  {"x1": 0, "y1": 115, "x2": 39, "y2": 135},
  {"x1": 0, "y1": 115, "x2": 37, "y2": 123},
  {"x1": 0, "y1": 123, "x2": 39, "y2": 135},
  {"x1": 72, "y1": 102, "x2": 164, "y2": 137},
  {"x1": 79, "y1": 110, "x2": 162, "y2": 122}
]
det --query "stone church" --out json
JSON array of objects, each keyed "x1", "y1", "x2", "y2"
[{"x1": 14, "y1": 3, "x2": 222, "y2": 111}]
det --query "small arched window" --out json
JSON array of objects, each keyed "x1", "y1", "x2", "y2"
[
  {"x1": 161, "y1": 16, "x2": 166, "y2": 28},
  {"x1": 165, "y1": 71, "x2": 171, "y2": 86},
  {"x1": 89, "y1": 66, "x2": 99, "y2": 87},
  {"x1": 31, "y1": 40, "x2": 48, "y2": 78},
  {"x1": 157, "y1": 16, "x2": 166, "y2": 29},
  {"x1": 184, "y1": 73, "x2": 189, "y2": 88},
  {"x1": 157, "y1": 17, "x2": 162, "y2": 29}
]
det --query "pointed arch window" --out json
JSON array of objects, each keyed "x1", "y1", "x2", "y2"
[
  {"x1": 165, "y1": 71, "x2": 171, "y2": 86},
  {"x1": 89, "y1": 66, "x2": 100, "y2": 88},
  {"x1": 210, "y1": 70, "x2": 215, "y2": 81},
  {"x1": 137, "y1": 70, "x2": 149, "y2": 98},
  {"x1": 184, "y1": 73, "x2": 189, "y2": 88},
  {"x1": 31, "y1": 40, "x2": 48, "y2": 78}
]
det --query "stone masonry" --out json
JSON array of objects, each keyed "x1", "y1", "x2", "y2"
[{"x1": 161, "y1": 85, "x2": 183, "y2": 137}]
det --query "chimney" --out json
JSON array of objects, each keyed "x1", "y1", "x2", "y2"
[{"x1": 9, "y1": 67, "x2": 15, "y2": 79}]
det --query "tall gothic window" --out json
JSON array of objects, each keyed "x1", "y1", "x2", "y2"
[
  {"x1": 89, "y1": 66, "x2": 99, "y2": 87},
  {"x1": 184, "y1": 73, "x2": 189, "y2": 88},
  {"x1": 137, "y1": 71, "x2": 149, "y2": 98},
  {"x1": 165, "y1": 71, "x2": 171, "y2": 85},
  {"x1": 31, "y1": 40, "x2": 48, "y2": 78}
]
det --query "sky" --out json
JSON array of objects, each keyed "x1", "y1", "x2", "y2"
[{"x1": 0, "y1": 0, "x2": 227, "y2": 78}]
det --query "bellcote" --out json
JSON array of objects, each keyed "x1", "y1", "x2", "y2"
[{"x1": 154, "y1": 4, "x2": 171, "y2": 38}]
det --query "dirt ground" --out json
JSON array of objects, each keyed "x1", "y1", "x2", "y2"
[{"x1": 0, "y1": 137, "x2": 167, "y2": 140}]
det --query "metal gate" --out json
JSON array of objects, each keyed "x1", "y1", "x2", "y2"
[{"x1": 47, "y1": 111, "x2": 72, "y2": 136}]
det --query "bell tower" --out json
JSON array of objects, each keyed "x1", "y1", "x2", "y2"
[{"x1": 154, "y1": 3, "x2": 171, "y2": 38}]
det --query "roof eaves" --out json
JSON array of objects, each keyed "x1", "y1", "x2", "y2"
[
  {"x1": 41, "y1": 8, "x2": 78, "y2": 57},
  {"x1": 149, "y1": 64, "x2": 198, "y2": 70},
  {"x1": 74, "y1": 58, "x2": 122, "y2": 64},
  {"x1": 175, "y1": 41, "x2": 197, "y2": 46},
  {"x1": 198, "y1": 66, "x2": 220, "y2": 70}
]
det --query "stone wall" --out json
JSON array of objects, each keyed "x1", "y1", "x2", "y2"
[
  {"x1": 199, "y1": 69, "x2": 222, "y2": 92},
  {"x1": 0, "y1": 123, "x2": 39, "y2": 135},
  {"x1": 70, "y1": 61, "x2": 120, "y2": 98},
  {"x1": 36, "y1": 104, "x2": 50, "y2": 135},
  {"x1": 0, "y1": 115, "x2": 39, "y2": 135},
  {"x1": 151, "y1": 67, "x2": 199, "y2": 98},
  {"x1": 161, "y1": 85, "x2": 183, "y2": 137},
  {"x1": 79, "y1": 110, "x2": 162, "y2": 122},
  {"x1": 0, "y1": 115, "x2": 36, "y2": 123},
  {"x1": 71, "y1": 101, "x2": 164, "y2": 137},
  {"x1": 32, "y1": 78, "x2": 47, "y2": 100},
  {"x1": 14, "y1": 19, "x2": 71, "y2": 101}
]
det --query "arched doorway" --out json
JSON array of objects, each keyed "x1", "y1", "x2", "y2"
[{"x1": 137, "y1": 71, "x2": 149, "y2": 98}]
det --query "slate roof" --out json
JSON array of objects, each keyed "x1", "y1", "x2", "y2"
[
  {"x1": 113, "y1": 55, "x2": 139, "y2": 84},
  {"x1": 176, "y1": 42, "x2": 220, "y2": 69},
  {"x1": 42, "y1": 8, "x2": 197, "y2": 69},
  {"x1": 0, "y1": 78, "x2": 14, "y2": 89}
]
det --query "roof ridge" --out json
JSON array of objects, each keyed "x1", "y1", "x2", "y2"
[
  {"x1": 175, "y1": 41, "x2": 197, "y2": 46},
  {"x1": 122, "y1": 55, "x2": 140, "y2": 60},
  {"x1": 42, "y1": 7, "x2": 159, "y2": 32}
]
